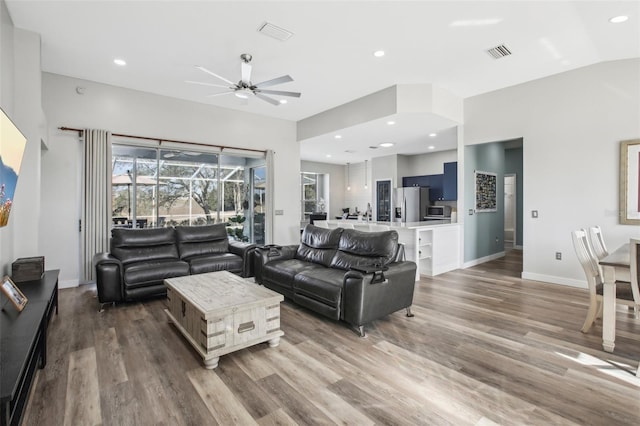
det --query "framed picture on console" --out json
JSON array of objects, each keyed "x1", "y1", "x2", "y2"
[{"x1": 1, "y1": 275, "x2": 27, "y2": 312}]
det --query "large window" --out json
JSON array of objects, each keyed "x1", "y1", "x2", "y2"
[
  {"x1": 301, "y1": 172, "x2": 326, "y2": 220},
  {"x1": 112, "y1": 143, "x2": 266, "y2": 243}
]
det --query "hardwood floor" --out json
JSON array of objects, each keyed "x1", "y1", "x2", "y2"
[{"x1": 24, "y1": 250, "x2": 640, "y2": 425}]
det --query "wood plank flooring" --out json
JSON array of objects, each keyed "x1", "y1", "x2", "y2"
[{"x1": 23, "y1": 250, "x2": 640, "y2": 425}]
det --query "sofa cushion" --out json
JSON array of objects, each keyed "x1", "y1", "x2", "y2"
[
  {"x1": 263, "y1": 258, "x2": 324, "y2": 290},
  {"x1": 189, "y1": 253, "x2": 243, "y2": 275},
  {"x1": 295, "y1": 225, "x2": 343, "y2": 267},
  {"x1": 175, "y1": 224, "x2": 229, "y2": 261},
  {"x1": 293, "y1": 268, "x2": 346, "y2": 307},
  {"x1": 330, "y1": 229, "x2": 399, "y2": 271},
  {"x1": 123, "y1": 259, "x2": 190, "y2": 289},
  {"x1": 111, "y1": 227, "x2": 179, "y2": 265}
]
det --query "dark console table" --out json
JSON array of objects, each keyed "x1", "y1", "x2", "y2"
[{"x1": 1, "y1": 270, "x2": 59, "y2": 426}]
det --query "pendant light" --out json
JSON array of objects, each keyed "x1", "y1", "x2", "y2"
[
  {"x1": 364, "y1": 160, "x2": 368, "y2": 189},
  {"x1": 347, "y1": 162, "x2": 351, "y2": 191}
]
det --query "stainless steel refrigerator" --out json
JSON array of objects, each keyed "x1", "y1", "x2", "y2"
[{"x1": 394, "y1": 187, "x2": 430, "y2": 222}]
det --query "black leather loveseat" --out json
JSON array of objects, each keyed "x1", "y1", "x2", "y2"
[
  {"x1": 254, "y1": 224, "x2": 417, "y2": 336},
  {"x1": 93, "y1": 224, "x2": 254, "y2": 306}
]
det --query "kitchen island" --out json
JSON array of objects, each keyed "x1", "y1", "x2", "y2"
[{"x1": 316, "y1": 220, "x2": 460, "y2": 280}]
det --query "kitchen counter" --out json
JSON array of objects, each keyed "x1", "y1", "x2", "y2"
[
  {"x1": 323, "y1": 219, "x2": 454, "y2": 228},
  {"x1": 316, "y1": 219, "x2": 460, "y2": 280}
]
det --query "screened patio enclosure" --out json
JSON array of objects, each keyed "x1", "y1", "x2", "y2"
[{"x1": 112, "y1": 143, "x2": 266, "y2": 244}]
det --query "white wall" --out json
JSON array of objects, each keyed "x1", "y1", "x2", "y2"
[
  {"x1": 41, "y1": 73, "x2": 299, "y2": 287},
  {"x1": 0, "y1": 1, "x2": 43, "y2": 276},
  {"x1": 400, "y1": 150, "x2": 457, "y2": 177},
  {"x1": 343, "y1": 161, "x2": 372, "y2": 215},
  {"x1": 465, "y1": 59, "x2": 640, "y2": 287},
  {"x1": 300, "y1": 160, "x2": 345, "y2": 219}
]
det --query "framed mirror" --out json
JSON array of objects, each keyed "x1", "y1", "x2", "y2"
[{"x1": 619, "y1": 139, "x2": 640, "y2": 225}]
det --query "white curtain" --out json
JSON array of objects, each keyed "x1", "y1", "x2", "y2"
[
  {"x1": 81, "y1": 129, "x2": 112, "y2": 282},
  {"x1": 265, "y1": 149, "x2": 275, "y2": 244}
]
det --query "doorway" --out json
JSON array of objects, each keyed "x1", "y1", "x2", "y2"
[{"x1": 504, "y1": 174, "x2": 516, "y2": 249}]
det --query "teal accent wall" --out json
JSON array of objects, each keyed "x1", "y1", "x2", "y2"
[
  {"x1": 464, "y1": 139, "x2": 523, "y2": 262},
  {"x1": 505, "y1": 146, "x2": 523, "y2": 246}
]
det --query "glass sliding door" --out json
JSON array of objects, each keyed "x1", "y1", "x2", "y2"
[
  {"x1": 250, "y1": 166, "x2": 266, "y2": 244},
  {"x1": 112, "y1": 145, "x2": 158, "y2": 228},
  {"x1": 110, "y1": 142, "x2": 267, "y2": 243},
  {"x1": 158, "y1": 149, "x2": 219, "y2": 226}
]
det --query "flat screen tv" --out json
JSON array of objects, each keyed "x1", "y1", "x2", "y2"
[{"x1": 0, "y1": 108, "x2": 26, "y2": 227}]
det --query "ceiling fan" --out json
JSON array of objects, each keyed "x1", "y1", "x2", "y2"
[{"x1": 187, "y1": 53, "x2": 301, "y2": 106}]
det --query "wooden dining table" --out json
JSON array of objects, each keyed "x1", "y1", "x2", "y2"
[{"x1": 598, "y1": 243, "x2": 631, "y2": 353}]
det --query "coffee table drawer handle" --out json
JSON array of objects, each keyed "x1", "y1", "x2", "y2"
[{"x1": 238, "y1": 321, "x2": 255, "y2": 334}]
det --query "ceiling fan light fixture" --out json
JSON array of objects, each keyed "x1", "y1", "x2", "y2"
[
  {"x1": 279, "y1": 99, "x2": 288, "y2": 104},
  {"x1": 373, "y1": 50, "x2": 385, "y2": 57},
  {"x1": 235, "y1": 92, "x2": 250, "y2": 99}
]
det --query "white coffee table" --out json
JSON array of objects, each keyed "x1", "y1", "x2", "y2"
[{"x1": 164, "y1": 271, "x2": 284, "y2": 369}]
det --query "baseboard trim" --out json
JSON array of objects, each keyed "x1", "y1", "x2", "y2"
[
  {"x1": 463, "y1": 251, "x2": 505, "y2": 269},
  {"x1": 521, "y1": 272, "x2": 587, "y2": 289},
  {"x1": 59, "y1": 279, "x2": 79, "y2": 289}
]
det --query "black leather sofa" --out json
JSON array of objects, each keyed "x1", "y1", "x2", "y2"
[
  {"x1": 254, "y1": 224, "x2": 417, "y2": 336},
  {"x1": 93, "y1": 224, "x2": 255, "y2": 306}
]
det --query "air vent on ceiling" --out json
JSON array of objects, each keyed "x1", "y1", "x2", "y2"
[
  {"x1": 258, "y1": 22, "x2": 293, "y2": 41},
  {"x1": 369, "y1": 146, "x2": 379, "y2": 149},
  {"x1": 344, "y1": 150, "x2": 355, "y2": 153},
  {"x1": 486, "y1": 44, "x2": 512, "y2": 59}
]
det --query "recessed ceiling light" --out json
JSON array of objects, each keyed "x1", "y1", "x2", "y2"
[
  {"x1": 387, "y1": 120, "x2": 396, "y2": 125},
  {"x1": 428, "y1": 146, "x2": 435, "y2": 150},
  {"x1": 326, "y1": 154, "x2": 331, "y2": 158},
  {"x1": 429, "y1": 133, "x2": 437, "y2": 137},
  {"x1": 379, "y1": 142, "x2": 394, "y2": 148},
  {"x1": 334, "y1": 135, "x2": 342, "y2": 139},
  {"x1": 113, "y1": 58, "x2": 127, "y2": 66},
  {"x1": 373, "y1": 50, "x2": 385, "y2": 58},
  {"x1": 609, "y1": 15, "x2": 629, "y2": 23},
  {"x1": 279, "y1": 99, "x2": 287, "y2": 104}
]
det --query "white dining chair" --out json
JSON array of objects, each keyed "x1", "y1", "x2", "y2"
[
  {"x1": 588, "y1": 226, "x2": 608, "y2": 260},
  {"x1": 314, "y1": 220, "x2": 329, "y2": 229},
  {"x1": 572, "y1": 230, "x2": 639, "y2": 333}
]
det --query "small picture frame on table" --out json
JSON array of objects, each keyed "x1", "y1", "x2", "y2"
[{"x1": 1, "y1": 275, "x2": 28, "y2": 312}]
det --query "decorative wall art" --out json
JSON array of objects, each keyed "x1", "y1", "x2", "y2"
[
  {"x1": 0, "y1": 108, "x2": 27, "y2": 227},
  {"x1": 475, "y1": 170, "x2": 497, "y2": 212},
  {"x1": 619, "y1": 138, "x2": 640, "y2": 225}
]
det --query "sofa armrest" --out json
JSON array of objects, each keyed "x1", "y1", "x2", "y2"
[
  {"x1": 253, "y1": 245, "x2": 298, "y2": 284},
  {"x1": 93, "y1": 252, "x2": 124, "y2": 304},
  {"x1": 229, "y1": 241, "x2": 257, "y2": 277},
  {"x1": 342, "y1": 261, "x2": 417, "y2": 328}
]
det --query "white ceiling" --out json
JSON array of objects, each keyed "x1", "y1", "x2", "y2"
[{"x1": 6, "y1": 1, "x2": 640, "y2": 164}]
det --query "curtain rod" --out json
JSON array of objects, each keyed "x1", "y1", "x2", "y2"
[{"x1": 58, "y1": 126, "x2": 266, "y2": 154}]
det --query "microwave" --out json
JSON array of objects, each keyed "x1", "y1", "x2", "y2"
[{"x1": 426, "y1": 205, "x2": 452, "y2": 218}]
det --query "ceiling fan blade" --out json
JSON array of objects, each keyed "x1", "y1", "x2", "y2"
[
  {"x1": 254, "y1": 75, "x2": 293, "y2": 89},
  {"x1": 185, "y1": 80, "x2": 232, "y2": 89},
  {"x1": 258, "y1": 89, "x2": 301, "y2": 98},
  {"x1": 241, "y1": 61, "x2": 252, "y2": 84},
  {"x1": 195, "y1": 66, "x2": 236, "y2": 86},
  {"x1": 255, "y1": 93, "x2": 281, "y2": 106},
  {"x1": 206, "y1": 91, "x2": 235, "y2": 98}
]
